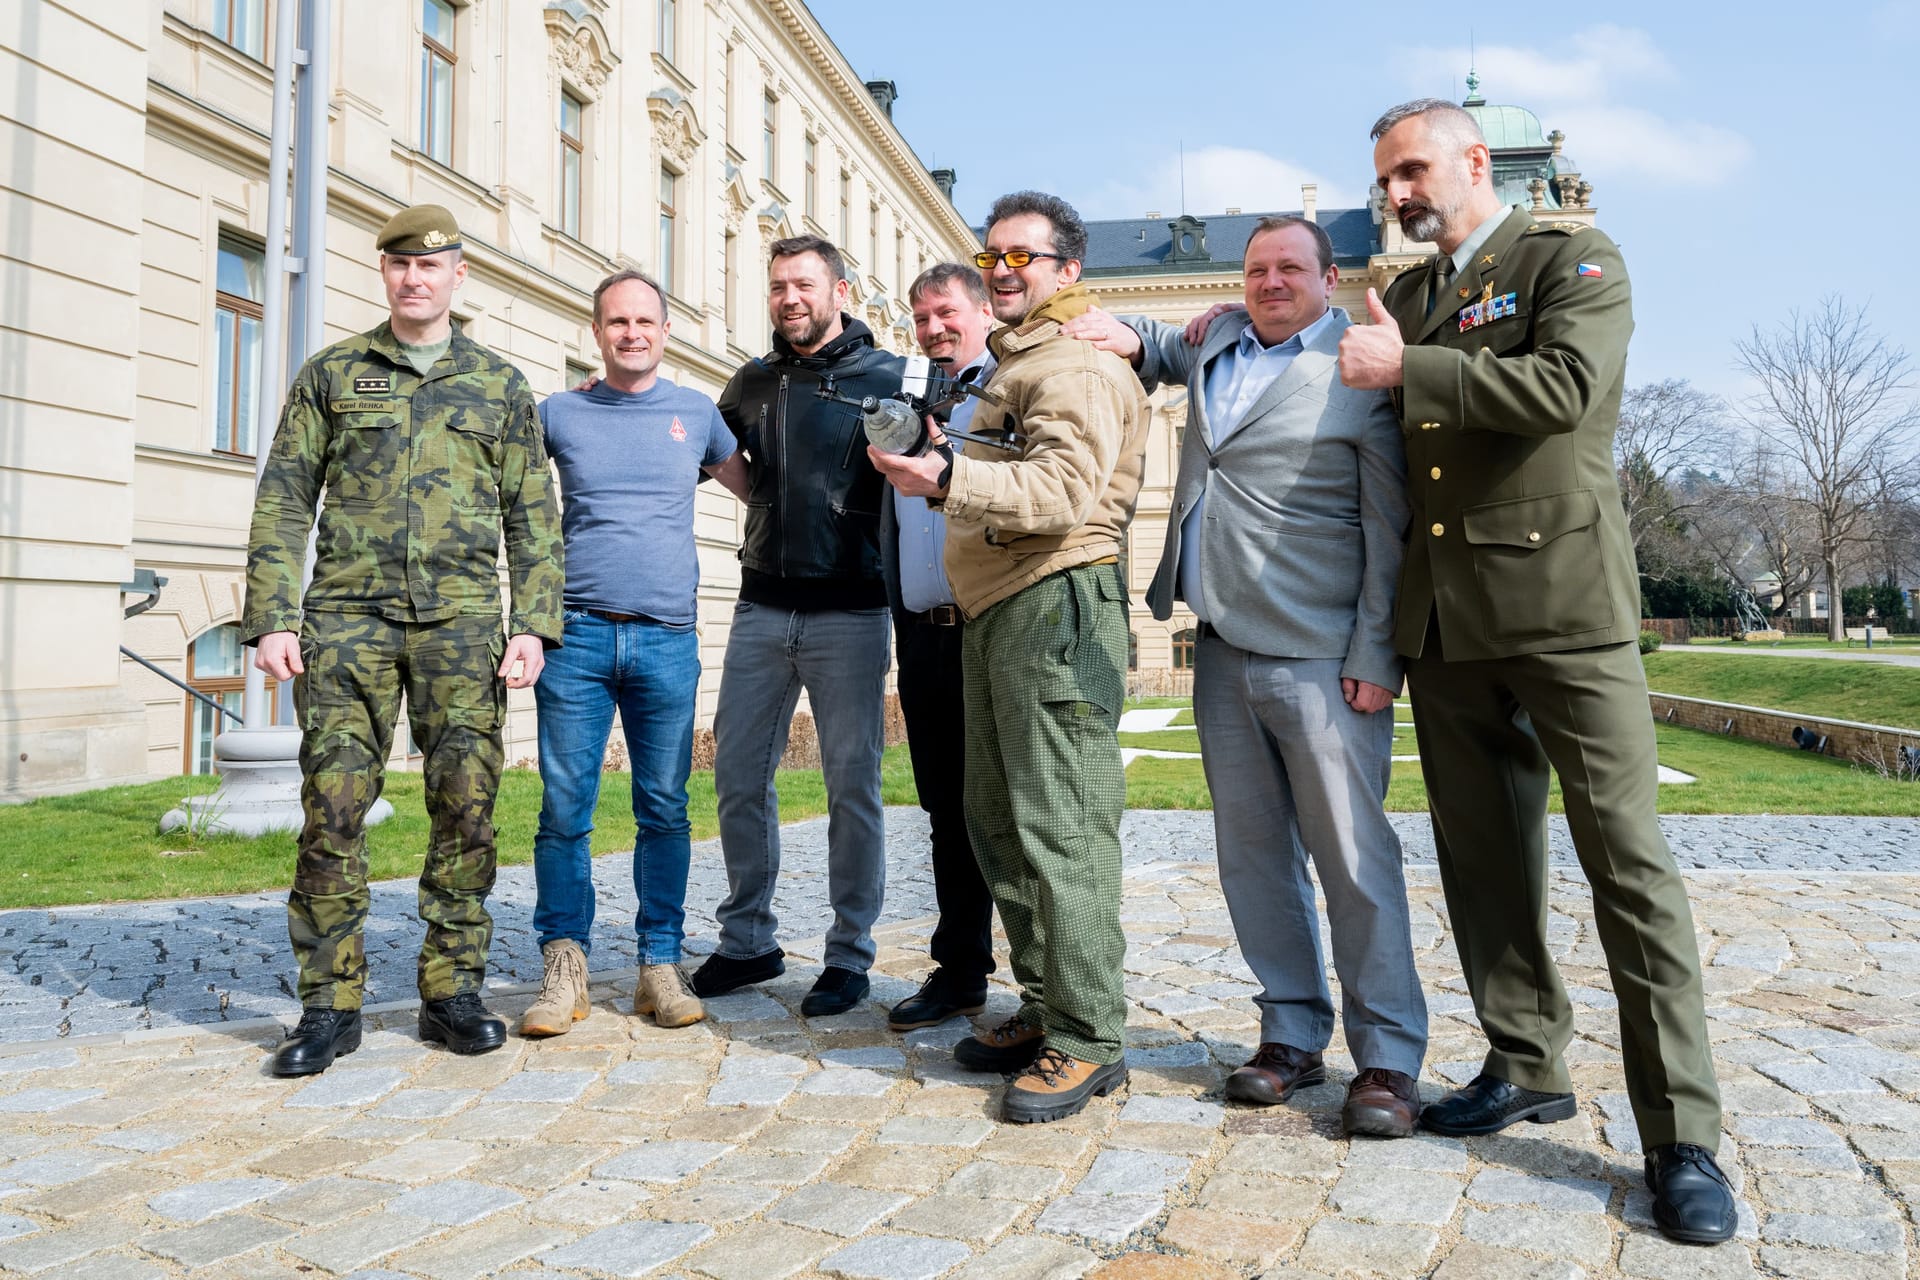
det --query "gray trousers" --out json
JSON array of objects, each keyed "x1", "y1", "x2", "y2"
[
  {"x1": 712, "y1": 601, "x2": 891, "y2": 972},
  {"x1": 1194, "y1": 632, "x2": 1427, "y2": 1076}
]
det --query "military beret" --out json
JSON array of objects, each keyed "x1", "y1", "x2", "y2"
[{"x1": 376, "y1": 204, "x2": 462, "y2": 255}]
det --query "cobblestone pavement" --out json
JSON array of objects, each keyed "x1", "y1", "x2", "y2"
[
  {"x1": 1, "y1": 816, "x2": 1919, "y2": 1278},
  {"x1": 6, "y1": 812, "x2": 1919, "y2": 1044}
]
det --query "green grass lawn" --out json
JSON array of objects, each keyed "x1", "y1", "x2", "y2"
[
  {"x1": 1117, "y1": 728, "x2": 1202, "y2": 753},
  {"x1": 1168, "y1": 708, "x2": 1195, "y2": 727},
  {"x1": 1685, "y1": 635, "x2": 1916, "y2": 651},
  {"x1": 4, "y1": 747, "x2": 920, "y2": 911},
  {"x1": 1124, "y1": 722, "x2": 1920, "y2": 816},
  {"x1": 1642, "y1": 652, "x2": 1920, "y2": 729}
]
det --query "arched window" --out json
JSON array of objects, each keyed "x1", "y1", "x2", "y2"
[{"x1": 1171, "y1": 627, "x2": 1197, "y2": 670}]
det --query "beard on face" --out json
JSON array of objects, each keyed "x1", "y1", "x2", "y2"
[
  {"x1": 777, "y1": 305, "x2": 835, "y2": 350},
  {"x1": 1400, "y1": 201, "x2": 1447, "y2": 243}
]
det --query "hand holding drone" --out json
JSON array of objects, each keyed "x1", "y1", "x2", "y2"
[{"x1": 816, "y1": 353, "x2": 1025, "y2": 457}]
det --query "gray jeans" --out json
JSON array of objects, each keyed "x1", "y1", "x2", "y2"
[{"x1": 712, "y1": 601, "x2": 891, "y2": 972}]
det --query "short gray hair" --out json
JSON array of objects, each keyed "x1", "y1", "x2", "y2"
[
  {"x1": 592, "y1": 269, "x2": 666, "y2": 324},
  {"x1": 908, "y1": 262, "x2": 988, "y2": 307},
  {"x1": 1368, "y1": 97, "x2": 1485, "y2": 148},
  {"x1": 1245, "y1": 215, "x2": 1334, "y2": 274}
]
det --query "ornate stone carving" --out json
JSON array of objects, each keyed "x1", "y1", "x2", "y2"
[
  {"x1": 543, "y1": 6, "x2": 618, "y2": 99},
  {"x1": 648, "y1": 88, "x2": 706, "y2": 170}
]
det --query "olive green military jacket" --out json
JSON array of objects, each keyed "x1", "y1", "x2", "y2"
[
  {"x1": 1384, "y1": 210, "x2": 1639, "y2": 662},
  {"x1": 242, "y1": 322, "x2": 564, "y2": 646}
]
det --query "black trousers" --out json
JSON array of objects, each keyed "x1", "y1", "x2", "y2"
[{"x1": 895, "y1": 612, "x2": 995, "y2": 986}]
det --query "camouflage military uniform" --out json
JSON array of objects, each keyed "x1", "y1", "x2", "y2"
[{"x1": 243, "y1": 321, "x2": 563, "y2": 1010}]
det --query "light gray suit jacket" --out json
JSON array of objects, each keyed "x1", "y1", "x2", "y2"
[{"x1": 1134, "y1": 307, "x2": 1409, "y2": 690}]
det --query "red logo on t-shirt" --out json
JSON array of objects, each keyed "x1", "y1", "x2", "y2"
[{"x1": 669, "y1": 417, "x2": 687, "y2": 442}]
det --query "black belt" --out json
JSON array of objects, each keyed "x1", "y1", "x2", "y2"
[
  {"x1": 907, "y1": 604, "x2": 962, "y2": 627},
  {"x1": 583, "y1": 608, "x2": 664, "y2": 625}
]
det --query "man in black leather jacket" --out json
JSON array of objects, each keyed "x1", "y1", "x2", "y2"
[{"x1": 692, "y1": 234, "x2": 906, "y2": 1018}]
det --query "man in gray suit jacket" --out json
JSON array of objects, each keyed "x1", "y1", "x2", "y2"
[{"x1": 1066, "y1": 215, "x2": 1425, "y2": 1136}]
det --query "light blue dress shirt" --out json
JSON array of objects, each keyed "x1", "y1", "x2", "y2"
[
  {"x1": 1177, "y1": 306, "x2": 1339, "y2": 623},
  {"x1": 894, "y1": 353, "x2": 993, "y2": 613}
]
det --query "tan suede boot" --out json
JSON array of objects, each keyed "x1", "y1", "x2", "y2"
[
  {"x1": 518, "y1": 939, "x2": 588, "y2": 1037},
  {"x1": 1002, "y1": 1048, "x2": 1129, "y2": 1124},
  {"x1": 634, "y1": 963, "x2": 705, "y2": 1028}
]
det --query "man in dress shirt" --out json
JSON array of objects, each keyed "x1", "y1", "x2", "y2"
[
  {"x1": 1066, "y1": 215, "x2": 1424, "y2": 1136},
  {"x1": 880, "y1": 263, "x2": 999, "y2": 1032}
]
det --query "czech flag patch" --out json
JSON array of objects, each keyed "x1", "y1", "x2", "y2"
[{"x1": 1577, "y1": 263, "x2": 1604, "y2": 278}]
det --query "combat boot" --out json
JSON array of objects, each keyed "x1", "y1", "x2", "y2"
[
  {"x1": 1002, "y1": 1048, "x2": 1128, "y2": 1124},
  {"x1": 634, "y1": 963, "x2": 706, "y2": 1028},
  {"x1": 519, "y1": 939, "x2": 589, "y2": 1038}
]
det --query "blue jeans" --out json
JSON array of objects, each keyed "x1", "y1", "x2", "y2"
[
  {"x1": 712, "y1": 601, "x2": 890, "y2": 971},
  {"x1": 533, "y1": 609, "x2": 700, "y2": 964}
]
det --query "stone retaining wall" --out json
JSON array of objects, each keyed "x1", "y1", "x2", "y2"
[{"x1": 1649, "y1": 691, "x2": 1920, "y2": 775}]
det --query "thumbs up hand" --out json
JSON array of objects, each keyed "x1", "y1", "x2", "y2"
[{"x1": 1339, "y1": 287, "x2": 1406, "y2": 389}]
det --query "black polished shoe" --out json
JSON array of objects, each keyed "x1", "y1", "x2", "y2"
[
  {"x1": 269, "y1": 1007, "x2": 361, "y2": 1077},
  {"x1": 1420, "y1": 1073, "x2": 1577, "y2": 1135},
  {"x1": 888, "y1": 969, "x2": 988, "y2": 1031},
  {"x1": 418, "y1": 992, "x2": 507, "y2": 1055},
  {"x1": 1645, "y1": 1143, "x2": 1737, "y2": 1244},
  {"x1": 688, "y1": 947, "x2": 786, "y2": 997},
  {"x1": 800, "y1": 966, "x2": 870, "y2": 1017}
]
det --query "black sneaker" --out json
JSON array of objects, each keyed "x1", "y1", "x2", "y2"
[
  {"x1": 688, "y1": 947, "x2": 786, "y2": 997},
  {"x1": 418, "y1": 992, "x2": 507, "y2": 1055},
  {"x1": 888, "y1": 969, "x2": 988, "y2": 1031},
  {"x1": 800, "y1": 966, "x2": 870, "y2": 1017},
  {"x1": 269, "y1": 1007, "x2": 362, "y2": 1077}
]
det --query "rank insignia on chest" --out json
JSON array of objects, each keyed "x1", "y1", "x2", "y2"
[
  {"x1": 353, "y1": 375, "x2": 392, "y2": 395},
  {"x1": 1457, "y1": 292, "x2": 1518, "y2": 333}
]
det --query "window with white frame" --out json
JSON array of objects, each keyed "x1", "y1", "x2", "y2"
[
  {"x1": 558, "y1": 90, "x2": 584, "y2": 239},
  {"x1": 420, "y1": 0, "x2": 456, "y2": 165},
  {"x1": 658, "y1": 167, "x2": 679, "y2": 297},
  {"x1": 211, "y1": 0, "x2": 266, "y2": 60},
  {"x1": 212, "y1": 234, "x2": 264, "y2": 456},
  {"x1": 803, "y1": 133, "x2": 818, "y2": 220},
  {"x1": 761, "y1": 91, "x2": 778, "y2": 184},
  {"x1": 657, "y1": 0, "x2": 677, "y2": 63}
]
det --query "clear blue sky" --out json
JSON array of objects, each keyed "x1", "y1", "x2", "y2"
[{"x1": 806, "y1": 0, "x2": 1917, "y2": 403}]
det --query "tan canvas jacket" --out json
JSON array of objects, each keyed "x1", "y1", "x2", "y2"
[{"x1": 940, "y1": 284, "x2": 1151, "y2": 616}]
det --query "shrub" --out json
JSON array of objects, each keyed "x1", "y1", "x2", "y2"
[{"x1": 1638, "y1": 630, "x2": 1663, "y2": 654}]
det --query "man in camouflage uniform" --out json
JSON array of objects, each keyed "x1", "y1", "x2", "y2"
[{"x1": 244, "y1": 205, "x2": 564, "y2": 1077}]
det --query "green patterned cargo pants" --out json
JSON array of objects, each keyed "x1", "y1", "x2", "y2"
[
  {"x1": 291, "y1": 610, "x2": 507, "y2": 1008},
  {"x1": 962, "y1": 564, "x2": 1130, "y2": 1065}
]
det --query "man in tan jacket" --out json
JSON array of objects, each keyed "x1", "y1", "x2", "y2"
[{"x1": 870, "y1": 190, "x2": 1150, "y2": 1123}]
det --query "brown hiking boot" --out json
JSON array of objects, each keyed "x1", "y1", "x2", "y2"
[
  {"x1": 953, "y1": 1017, "x2": 1046, "y2": 1072},
  {"x1": 634, "y1": 963, "x2": 705, "y2": 1028},
  {"x1": 519, "y1": 939, "x2": 588, "y2": 1038},
  {"x1": 1002, "y1": 1048, "x2": 1129, "y2": 1123}
]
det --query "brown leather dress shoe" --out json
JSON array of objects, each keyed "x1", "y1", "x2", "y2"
[
  {"x1": 1342, "y1": 1067, "x2": 1420, "y2": 1137},
  {"x1": 1225, "y1": 1042, "x2": 1326, "y2": 1105}
]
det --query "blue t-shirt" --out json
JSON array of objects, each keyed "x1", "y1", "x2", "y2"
[{"x1": 539, "y1": 378, "x2": 735, "y2": 625}]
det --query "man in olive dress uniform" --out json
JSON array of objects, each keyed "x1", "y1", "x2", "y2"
[{"x1": 1338, "y1": 99, "x2": 1735, "y2": 1244}]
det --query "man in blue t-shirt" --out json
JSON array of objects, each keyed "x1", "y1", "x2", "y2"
[{"x1": 520, "y1": 271, "x2": 748, "y2": 1038}]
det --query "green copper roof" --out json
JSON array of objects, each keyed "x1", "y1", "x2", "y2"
[{"x1": 1465, "y1": 102, "x2": 1549, "y2": 151}]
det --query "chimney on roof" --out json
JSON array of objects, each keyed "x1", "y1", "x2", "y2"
[
  {"x1": 1144, "y1": 210, "x2": 1161, "y2": 219},
  {"x1": 930, "y1": 168, "x2": 956, "y2": 202},
  {"x1": 1301, "y1": 183, "x2": 1318, "y2": 224},
  {"x1": 1224, "y1": 207, "x2": 1240, "y2": 215},
  {"x1": 864, "y1": 80, "x2": 897, "y2": 118}
]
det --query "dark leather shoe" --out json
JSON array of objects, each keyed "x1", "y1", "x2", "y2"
[
  {"x1": 1645, "y1": 1143, "x2": 1737, "y2": 1244},
  {"x1": 1420, "y1": 1072, "x2": 1576, "y2": 1135},
  {"x1": 418, "y1": 992, "x2": 506, "y2": 1055},
  {"x1": 1002, "y1": 1049, "x2": 1129, "y2": 1124},
  {"x1": 1225, "y1": 1043, "x2": 1326, "y2": 1105},
  {"x1": 800, "y1": 966, "x2": 869, "y2": 1017},
  {"x1": 953, "y1": 1017, "x2": 1046, "y2": 1072},
  {"x1": 688, "y1": 947, "x2": 785, "y2": 997},
  {"x1": 1342, "y1": 1068, "x2": 1421, "y2": 1137},
  {"x1": 270, "y1": 1007, "x2": 361, "y2": 1077},
  {"x1": 888, "y1": 969, "x2": 988, "y2": 1031}
]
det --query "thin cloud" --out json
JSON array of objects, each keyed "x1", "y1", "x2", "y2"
[
  {"x1": 1391, "y1": 26, "x2": 1749, "y2": 188},
  {"x1": 1080, "y1": 146, "x2": 1361, "y2": 221}
]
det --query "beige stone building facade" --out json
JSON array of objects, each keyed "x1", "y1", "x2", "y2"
[
  {"x1": 1, "y1": 0, "x2": 976, "y2": 800},
  {"x1": 1079, "y1": 85, "x2": 1598, "y2": 684}
]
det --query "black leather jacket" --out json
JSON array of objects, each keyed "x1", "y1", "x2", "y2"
[{"x1": 717, "y1": 317, "x2": 905, "y2": 595}]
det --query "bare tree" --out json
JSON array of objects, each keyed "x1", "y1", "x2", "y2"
[
  {"x1": 1735, "y1": 297, "x2": 1919, "y2": 640},
  {"x1": 1688, "y1": 438, "x2": 1821, "y2": 615},
  {"x1": 1615, "y1": 379, "x2": 1727, "y2": 562}
]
